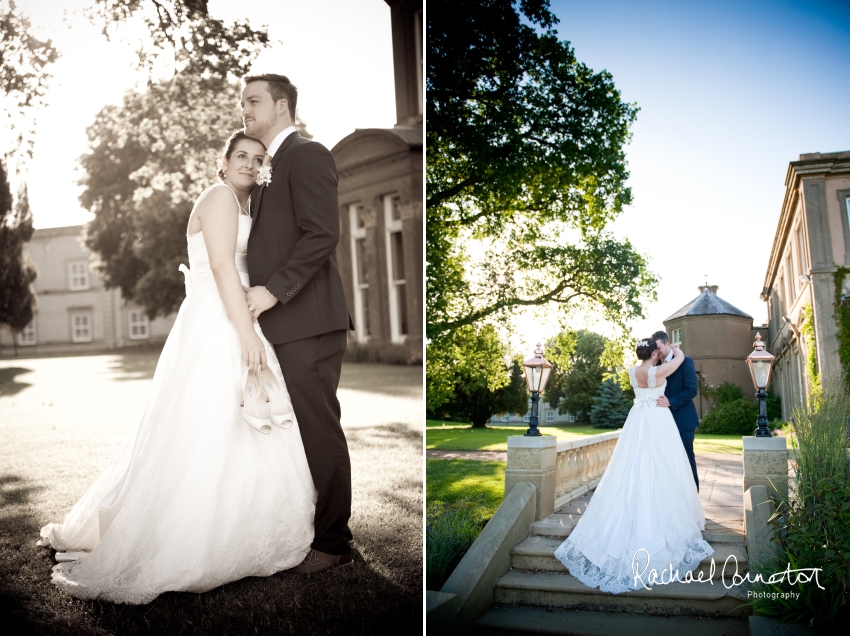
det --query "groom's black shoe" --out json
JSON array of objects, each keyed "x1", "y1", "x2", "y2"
[{"x1": 288, "y1": 549, "x2": 354, "y2": 574}]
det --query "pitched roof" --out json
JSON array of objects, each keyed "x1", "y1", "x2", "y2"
[{"x1": 665, "y1": 285, "x2": 752, "y2": 321}]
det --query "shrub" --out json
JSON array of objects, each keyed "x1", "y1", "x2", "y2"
[
  {"x1": 699, "y1": 397, "x2": 758, "y2": 434},
  {"x1": 425, "y1": 500, "x2": 489, "y2": 590},
  {"x1": 715, "y1": 381, "x2": 745, "y2": 404},
  {"x1": 749, "y1": 384, "x2": 850, "y2": 628}
]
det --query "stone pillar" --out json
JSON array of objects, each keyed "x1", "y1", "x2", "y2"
[
  {"x1": 802, "y1": 177, "x2": 841, "y2": 381},
  {"x1": 505, "y1": 436, "x2": 556, "y2": 521},
  {"x1": 361, "y1": 206, "x2": 385, "y2": 341},
  {"x1": 742, "y1": 437, "x2": 788, "y2": 503},
  {"x1": 399, "y1": 201, "x2": 422, "y2": 348}
]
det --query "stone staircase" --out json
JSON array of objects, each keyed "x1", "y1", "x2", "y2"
[{"x1": 474, "y1": 455, "x2": 752, "y2": 635}]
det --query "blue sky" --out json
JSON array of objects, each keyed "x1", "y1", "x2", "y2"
[{"x1": 516, "y1": 0, "x2": 850, "y2": 350}]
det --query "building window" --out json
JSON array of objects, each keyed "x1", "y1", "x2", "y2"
[
  {"x1": 796, "y1": 225, "x2": 808, "y2": 276},
  {"x1": 69, "y1": 261, "x2": 90, "y2": 291},
  {"x1": 523, "y1": 411, "x2": 530, "y2": 423},
  {"x1": 17, "y1": 321, "x2": 36, "y2": 346},
  {"x1": 502, "y1": 414, "x2": 509, "y2": 423},
  {"x1": 70, "y1": 312, "x2": 92, "y2": 343},
  {"x1": 671, "y1": 328, "x2": 681, "y2": 346},
  {"x1": 383, "y1": 194, "x2": 408, "y2": 343},
  {"x1": 786, "y1": 254, "x2": 795, "y2": 301},
  {"x1": 128, "y1": 310, "x2": 149, "y2": 340},
  {"x1": 569, "y1": 414, "x2": 576, "y2": 423},
  {"x1": 348, "y1": 204, "x2": 370, "y2": 342},
  {"x1": 546, "y1": 410, "x2": 555, "y2": 423}
]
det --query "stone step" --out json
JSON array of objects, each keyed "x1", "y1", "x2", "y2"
[
  {"x1": 474, "y1": 605, "x2": 749, "y2": 636},
  {"x1": 511, "y1": 536, "x2": 747, "y2": 580},
  {"x1": 493, "y1": 569, "x2": 752, "y2": 618},
  {"x1": 531, "y1": 515, "x2": 746, "y2": 545}
]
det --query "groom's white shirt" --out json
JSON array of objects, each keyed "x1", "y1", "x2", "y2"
[
  {"x1": 266, "y1": 126, "x2": 297, "y2": 159},
  {"x1": 664, "y1": 349, "x2": 674, "y2": 363}
]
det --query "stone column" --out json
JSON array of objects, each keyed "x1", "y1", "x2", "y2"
[
  {"x1": 505, "y1": 436, "x2": 556, "y2": 521},
  {"x1": 399, "y1": 201, "x2": 422, "y2": 347},
  {"x1": 802, "y1": 177, "x2": 841, "y2": 381},
  {"x1": 742, "y1": 437, "x2": 788, "y2": 503},
  {"x1": 361, "y1": 205, "x2": 386, "y2": 341}
]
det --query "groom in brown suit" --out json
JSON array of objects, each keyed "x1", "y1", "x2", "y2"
[{"x1": 241, "y1": 74, "x2": 354, "y2": 572}]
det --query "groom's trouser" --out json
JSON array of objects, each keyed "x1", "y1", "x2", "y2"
[
  {"x1": 274, "y1": 329, "x2": 353, "y2": 555},
  {"x1": 679, "y1": 428, "x2": 699, "y2": 492}
]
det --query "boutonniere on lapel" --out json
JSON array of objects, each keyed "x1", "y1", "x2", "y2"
[{"x1": 255, "y1": 164, "x2": 272, "y2": 187}]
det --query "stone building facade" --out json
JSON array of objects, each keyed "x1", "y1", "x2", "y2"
[
  {"x1": 489, "y1": 400, "x2": 577, "y2": 426},
  {"x1": 332, "y1": 0, "x2": 423, "y2": 363},
  {"x1": 663, "y1": 285, "x2": 767, "y2": 418},
  {"x1": 0, "y1": 225, "x2": 175, "y2": 355},
  {"x1": 761, "y1": 150, "x2": 850, "y2": 419}
]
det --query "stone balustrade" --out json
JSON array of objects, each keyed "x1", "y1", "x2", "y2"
[
  {"x1": 505, "y1": 431, "x2": 621, "y2": 521},
  {"x1": 553, "y1": 431, "x2": 621, "y2": 510}
]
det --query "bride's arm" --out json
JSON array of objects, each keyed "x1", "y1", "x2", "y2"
[
  {"x1": 654, "y1": 344, "x2": 684, "y2": 380},
  {"x1": 196, "y1": 187, "x2": 267, "y2": 374}
]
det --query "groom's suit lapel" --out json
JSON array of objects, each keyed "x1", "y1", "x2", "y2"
[{"x1": 252, "y1": 132, "x2": 300, "y2": 226}]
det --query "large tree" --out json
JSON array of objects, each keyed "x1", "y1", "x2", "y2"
[
  {"x1": 544, "y1": 329, "x2": 621, "y2": 423},
  {"x1": 427, "y1": 0, "x2": 656, "y2": 342},
  {"x1": 78, "y1": 3, "x2": 283, "y2": 318},
  {"x1": 0, "y1": 161, "x2": 36, "y2": 334},
  {"x1": 427, "y1": 324, "x2": 528, "y2": 428},
  {"x1": 0, "y1": 0, "x2": 59, "y2": 160}
]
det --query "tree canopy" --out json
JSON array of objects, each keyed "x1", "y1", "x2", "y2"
[
  {"x1": 0, "y1": 159, "x2": 35, "y2": 333},
  {"x1": 427, "y1": 0, "x2": 656, "y2": 342},
  {"x1": 544, "y1": 329, "x2": 626, "y2": 423},
  {"x1": 78, "y1": 3, "x2": 287, "y2": 318},
  {"x1": 427, "y1": 322, "x2": 529, "y2": 428},
  {"x1": 0, "y1": 0, "x2": 60, "y2": 160}
]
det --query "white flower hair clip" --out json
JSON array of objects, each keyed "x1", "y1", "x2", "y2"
[{"x1": 637, "y1": 339, "x2": 649, "y2": 347}]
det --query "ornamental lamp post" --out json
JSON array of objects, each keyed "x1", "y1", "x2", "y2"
[
  {"x1": 522, "y1": 342, "x2": 553, "y2": 437},
  {"x1": 746, "y1": 332, "x2": 775, "y2": 438}
]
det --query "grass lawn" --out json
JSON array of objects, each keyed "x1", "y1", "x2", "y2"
[
  {"x1": 426, "y1": 459, "x2": 505, "y2": 511},
  {"x1": 426, "y1": 420, "x2": 745, "y2": 455},
  {"x1": 0, "y1": 353, "x2": 422, "y2": 635}
]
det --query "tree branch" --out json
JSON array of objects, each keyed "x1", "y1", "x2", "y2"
[{"x1": 426, "y1": 175, "x2": 481, "y2": 209}]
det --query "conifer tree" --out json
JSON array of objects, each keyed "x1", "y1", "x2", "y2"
[
  {"x1": 588, "y1": 377, "x2": 632, "y2": 429},
  {"x1": 0, "y1": 160, "x2": 36, "y2": 334}
]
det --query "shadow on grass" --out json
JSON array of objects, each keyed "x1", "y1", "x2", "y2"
[
  {"x1": 339, "y1": 363, "x2": 422, "y2": 399},
  {"x1": 103, "y1": 352, "x2": 161, "y2": 382},
  {"x1": 0, "y1": 367, "x2": 33, "y2": 397},
  {"x1": 0, "y1": 419, "x2": 423, "y2": 635}
]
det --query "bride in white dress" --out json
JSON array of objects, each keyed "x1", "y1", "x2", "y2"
[
  {"x1": 38, "y1": 132, "x2": 316, "y2": 605},
  {"x1": 554, "y1": 338, "x2": 713, "y2": 594}
]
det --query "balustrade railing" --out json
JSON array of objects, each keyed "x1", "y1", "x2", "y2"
[{"x1": 553, "y1": 431, "x2": 621, "y2": 510}]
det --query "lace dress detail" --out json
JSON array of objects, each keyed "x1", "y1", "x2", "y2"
[
  {"x1": 38, "y1": 184, "x2": 316, "y2": 604},
  {"x1": 553, "y1": 365, "x2": 712, "y2": 594}
]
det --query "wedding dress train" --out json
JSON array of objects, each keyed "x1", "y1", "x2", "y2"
[
  {"x1": 38, "y1": 184, "x2": 316, "y2": 604},
  {"x1": 554, "y1": 365, "x2": 713, "y2": 594}
]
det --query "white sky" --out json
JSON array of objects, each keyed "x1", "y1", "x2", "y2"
[{"x1": 17, "y1": 0, "x2": 396, "y2": 229}]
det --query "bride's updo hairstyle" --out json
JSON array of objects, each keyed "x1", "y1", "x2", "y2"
[
  {"x1": 216, "y1": 131, "x2": 263, "y2": 181},
  {"x1": 636, "y1": 337, "x2": 657, "y2": 360}
]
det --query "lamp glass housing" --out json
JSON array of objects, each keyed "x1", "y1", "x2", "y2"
[{"x1": 749, "y1": 359, "x2": 772, "y2": 390}]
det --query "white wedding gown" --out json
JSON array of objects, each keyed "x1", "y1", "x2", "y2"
[
  {"x1": 39, "y1": 184, "x2": 316, "y2": 604},
  {"x1": 554, "y1": 365, "x2": 713, "y2": 594}
]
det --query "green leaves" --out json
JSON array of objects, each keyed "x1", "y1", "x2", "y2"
[{"x1": 427, "y1": 0, "x2": 654, "y2": 343}]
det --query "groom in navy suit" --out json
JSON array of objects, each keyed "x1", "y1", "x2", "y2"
[{"x1": 653, "y1": 331, "x2": 700, "y2": 491}]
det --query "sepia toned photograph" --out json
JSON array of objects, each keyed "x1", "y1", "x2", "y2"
[{"x1": 0, "y1": 1, "x2": 422, "y2": 634}]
